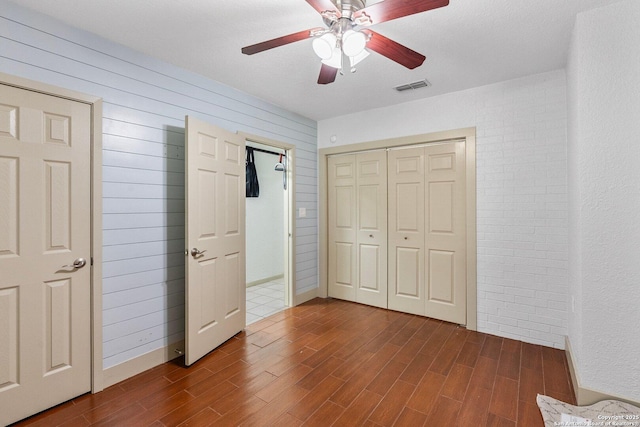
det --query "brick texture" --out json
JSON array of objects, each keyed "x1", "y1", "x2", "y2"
[{"x1": 475, "y1": 72, "x2": 568, "y2": 348}]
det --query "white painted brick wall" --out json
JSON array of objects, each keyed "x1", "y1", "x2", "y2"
[
  {"x1": 319, "y1": 70, "x2": 569, "y2": 349},
  {"x1": 476, "y1": 73, "x2": 568, "y2": 348}
]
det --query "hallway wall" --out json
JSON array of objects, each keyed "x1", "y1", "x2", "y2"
[{"x1": 246, "y1": 147, "x2": 285, "y2": 284}]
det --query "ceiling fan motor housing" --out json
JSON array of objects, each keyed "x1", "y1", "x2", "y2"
[
  {"x1": 323, "y1": 0, "x2": 366, "y2": 26},
  {"x1": 337, "y1": 0, "x2": 366, "y2": 18}
]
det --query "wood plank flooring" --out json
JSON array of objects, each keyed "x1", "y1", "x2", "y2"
[{"x1": 13, "y1": 298, "x2": 575, "y2": 427}]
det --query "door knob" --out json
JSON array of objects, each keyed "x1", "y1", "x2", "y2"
[
  {"x1": 191, "y1": 248, "x2": 207, "y2": 257},
  {"x1": 63, "y1": 258, "x2": 86, "y2": 269}
]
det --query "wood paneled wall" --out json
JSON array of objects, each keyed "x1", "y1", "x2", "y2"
[{"x1": 0, "y1": 1, "x2": 318, "y2": 369}]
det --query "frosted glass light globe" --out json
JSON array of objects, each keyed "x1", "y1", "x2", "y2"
[
  {"x1": 342, "y1": 30, "x2": 366, "y2": 57},
  {"x1": 312, "y1": 33, "x2": 337, "y2": 60}
]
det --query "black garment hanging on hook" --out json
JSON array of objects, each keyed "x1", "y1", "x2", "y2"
[{"x1": 246, "y1": 147, "x2": 260, "y2": 197}]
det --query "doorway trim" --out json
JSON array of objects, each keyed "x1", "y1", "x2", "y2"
[
  {"x1": 319, "y1": 127, "x2": 477, "y2": 331},
  {"x1": 0, "y1": 72, "x2": 104, "y2": 391},
  {"x1": 239, "y1": 132, "x2": 296, "y2": 307}
]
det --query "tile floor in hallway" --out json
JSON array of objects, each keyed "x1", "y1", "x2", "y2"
[{"x1": 246, "y1": 278, "x2": 286, "y2": 325}]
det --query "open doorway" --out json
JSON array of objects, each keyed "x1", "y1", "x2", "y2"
[{"x1": 245, "y1": 138, "x2": 294, "y2": 324}]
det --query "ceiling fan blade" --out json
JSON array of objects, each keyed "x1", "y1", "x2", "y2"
[
  {"x1": 354, "y1": 0, "x2": 448, "y2": 26},
  {"x1": 305, "y1": 0, "x2": 340, "y2": 15},
  {"x1": 318, "y1": 64, "x2": 338, "y2": 84},
  {"x1": 363, "y1": 30, "x2": 426, "y2": 69},
  {"x1": 242, "y1": 28, "x2": 324, "y2": 55}
]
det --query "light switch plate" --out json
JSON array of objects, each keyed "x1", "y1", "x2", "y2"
[{"x1": 299, "y1": 207, "x2": 306, "y2": 218}]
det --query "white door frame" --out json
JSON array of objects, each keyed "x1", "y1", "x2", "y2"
[
  {"x1": 318, "y1": 127, "x2": 477, "y2": 331},
  {"x1": 0, "y1": 72, "x2": 104, "y2": 392},
  {"x1": 240, "y1": 132, "x2": 296, "y2": 307}
]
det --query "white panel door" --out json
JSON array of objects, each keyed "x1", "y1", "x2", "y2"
[
  {"x1": 185, "y1": 116, "x2": 245, "y2": 366},
  {"x1": 424, "y1": 141, "x2": 466, "y2": 324},
  {"x1": 0, "y1": 84, "x2": 91, "y2": 426},
  {"x1": 355, "y1": 151, "x2": 387, "y2": 308},
  {"x1": 387, "y1": 147, "x2": 425, "y2": 315},
  {"x1": 328, "y1": 155, "x2": 357, "y2": 302}
]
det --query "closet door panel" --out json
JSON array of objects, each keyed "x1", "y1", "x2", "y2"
[
  {"x1": 428, "y1": 249, "x2": 454, "y2": 302},
  {"x1": 424, "y1": 142, "x2": 466, "y2": 324},
  {"x1": 335, "y1": 242, "x2": 355, "y2": 285},
  {"x1": 359, "y1": 245, "x2": 380, "y2": 290},
  {"x1": 355, "y1": 151, "x2": 387, "y2": 308},
  {"x1": 395, "y1": 247, "x2": 421, "y2": 297},
  {"x1": 328, "y1": 155, "x2": 357, "y2": 301},
  {"x1": 388, "y1": 147, "x2": 425, "y2": 315}
]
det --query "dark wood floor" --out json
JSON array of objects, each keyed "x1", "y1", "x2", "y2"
[{"x1": 14, "y1": 298, "x2": 575, "y2": 427}]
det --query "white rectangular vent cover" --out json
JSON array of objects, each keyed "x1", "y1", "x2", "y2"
[{"x1": 394, "y1": 79, "x2": 431, "y2": 92}]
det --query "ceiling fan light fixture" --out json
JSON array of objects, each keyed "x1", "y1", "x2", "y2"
[
  {"x1": 321, "y1": 47, "x2": 342, "y2": 69},
  {"x1": 349, "y1": 49, "x2": 370, "y2": 68},
  {"x1": 312, "y1": 33, "x2": 337, "y2": 60},
  {"x1": 242, "y1": 0, "x2": 448, "y2": 85},
  {"x1": 342, "y1": 29, "x2": 367, "y2": 57}
]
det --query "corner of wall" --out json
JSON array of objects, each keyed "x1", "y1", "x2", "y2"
[
  {"x1": 102, "y1": 340, "x2": 184, "y2": 389},
  {"x1": 565, "y1": 336, "x2": 640, "y2": 407},
  {"x1": 565, "y1": 0, "x2": 584, "y2": 391},
  {"x1": 565, "y1": 0, "x2": 640, "y2": 403},
  {"x1": 294, "y1": 288, "x2": 318, "y2": 306}
]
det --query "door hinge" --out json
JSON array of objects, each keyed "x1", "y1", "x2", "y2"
[{"x1": 91, "y1": 257, "x2": 94, "y2": 266}]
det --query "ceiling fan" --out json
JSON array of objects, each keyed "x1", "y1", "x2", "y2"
[{"x1": 241, "y1": 0, "x2": 449, "y2": 84}]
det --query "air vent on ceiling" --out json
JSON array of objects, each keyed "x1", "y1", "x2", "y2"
[{"x1": 394, "y1": 79, "x2": 431, "y2": 92}]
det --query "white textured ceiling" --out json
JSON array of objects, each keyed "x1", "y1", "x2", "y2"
[{"x1": 10, "y1": 0, "x2": 622, "y2": 120}]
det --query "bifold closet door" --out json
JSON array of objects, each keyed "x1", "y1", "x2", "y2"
[
  {"x1": 424, "y1": 141, "x2": 466, "y2": 324},
  {"x1": 328, "y1": 143, "x2": 466, "y2": 324},
  {"x1": 388, "y1": 147, "x2": 426, "y2": 315},
  {"x1": 355, "y1": 151, "x2": 387, "y2": 308},
  {"x1": 388, "y1": 142, "x2": 467, "y2": 323},
  {"x1": 328, "y1": 151, "x2": 387, "y2": 308},
  {"x1": 328, "y1": 155, "x2": 357, "y2": 301}
]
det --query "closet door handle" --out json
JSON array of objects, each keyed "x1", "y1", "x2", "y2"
[
  {"x1": 404, "y1": 237, "x2": 408, "y2": 240},
  {"x1": 62, "y1": 258, "x2": 86, "y2": 269},
  {"x1": 369, "y1": 234, "x2": 374, "y2": 238},
  {"x1": 190, "y1": 248, "x2": 207, "y2": 257}
]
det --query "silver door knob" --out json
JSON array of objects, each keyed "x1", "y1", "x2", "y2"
[
  {"x1": 191, "y1": 248, "x2": 207, "y2": 257},
  {"x1": 63, "y1": 258, "x2": 86, "y2": 269}
]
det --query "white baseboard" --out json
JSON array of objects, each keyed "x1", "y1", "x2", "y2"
[
  {"x1": 294, "y1": 288, "x2": 317, "y2": 306},
  {"x1": 102, "y1": 340, "x2": 185, "y2": 389},
  {"x1": 247, "y1": 274, "x2": 284, "y2": 288},
  {"x1": 565, "y1": 336, "x2": 640, "y2": 406}
]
